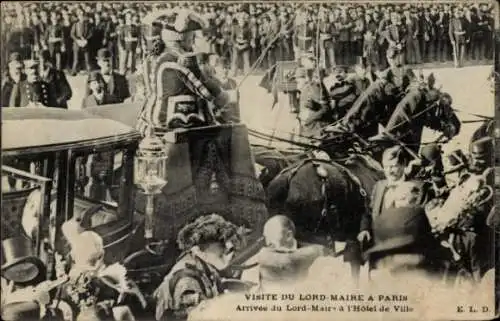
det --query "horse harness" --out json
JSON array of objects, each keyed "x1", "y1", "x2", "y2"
[{"x1": 280, "y1": 157, "x2": 368, "y2": 236}]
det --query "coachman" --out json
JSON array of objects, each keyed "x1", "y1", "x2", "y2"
[{"x1": 137, "y1": 9, "x2": 238, "y2": 137}]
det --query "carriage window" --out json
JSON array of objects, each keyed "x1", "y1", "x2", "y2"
[
  {"x1": 2, "y1": 154, "x2": 57, "y2": 193},
  {"x1": 74, "y1": 150, "x2": 125, "y2": 206},
  {"x1": 72, "y1": 149, "x2": 129, "y2": 229}
]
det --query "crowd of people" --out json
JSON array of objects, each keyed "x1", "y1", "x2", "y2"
[{"x1": 1, "y1": 1, "x2": 495, "y2": 80}]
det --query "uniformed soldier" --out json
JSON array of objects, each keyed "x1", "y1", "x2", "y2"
[
  {"x1": 154, "y1": 214, "x2": 245, "y2": 321},
  {"x1": 248, "y1": 15, "x2": 260, "y2": 66},
  {"x1": 70, "y1": 9, "x2": 93, "y2": 75},
  {"x1": 297, "y1": 51, "x2": 332, "y2": 139},
  {"x1": 449, "y1": 7, "x2": 468, "y2": 68},
  {"x1": 292, "y1": 9, "x2": 309, "y2": 60},
  {"x1": 327, "y1": 65, "x2": 359, "y2": 121},
  {"x1": 23, "y1": 59, "x2": 56, "y2": 107},
  {"x1": 119, "y1": 10, "x2": 141, "y2": 75},
  {"x1": 39, "y1": 49, "x2": 72, "y2": 108},
  {"x1": 317, "y1": 9, "x2": 336, "y2": 70},
  {"x1": 45, "y1": 11, "x2": 65, "y2": 71},
  {"x1": 103, "y1": 12, "x2": 120, "y2": 71},
  {"x1": 230, "y1": 12, "x2": 251, "y2": 77},
  {"x1": 136, "y1": 9, "x2": 238, "y2": 137}
]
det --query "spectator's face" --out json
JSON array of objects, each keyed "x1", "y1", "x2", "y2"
[
  {"x1": 25, "y1": 66, "x2": 39, "y2": 82},
  {"x1": 383, "y1": 156, "x2": 405, "y2": 183},
  {"x1": 89, "y1": 80, "x2": 103, "y2": 95},
  {"x1": 365, "y1": 14, "x2": 371, "y2": 21},
  {"x1": 77, "y1": 11, "x2": 84, "y2": 20},
  {"x1": 111, "y1": 15, "x2": 117, "y2": 23},
  {"x1": 50, "y1": 14, "x2": 58, "y2": 24},
  {"x1": 9, "y1": 63, "x2": 24, "y2": 80}
]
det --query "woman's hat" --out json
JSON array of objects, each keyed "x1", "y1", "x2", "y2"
[{"x1": 1, "y1": 236, "x2": 46, "y2": 284}]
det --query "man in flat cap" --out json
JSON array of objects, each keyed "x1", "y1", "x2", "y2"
[{"x1": 136, "y1": 9, "x2": 238, "y2": 136}]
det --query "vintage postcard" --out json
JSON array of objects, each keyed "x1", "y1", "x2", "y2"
[{"x1": 0, "y1": 1, "x2": 498, "y2": 321}]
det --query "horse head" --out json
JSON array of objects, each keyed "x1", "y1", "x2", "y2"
[
  {"x1": 425, "y1": 90, "x2": 461, "y2": 140},
  {"x1": 381, "y1": 87, "x2": 460, "y2": 153}
]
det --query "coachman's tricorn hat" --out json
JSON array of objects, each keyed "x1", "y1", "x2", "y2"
[{"x1": 1, "y1": 236, "x2": 46, "y2": 284}]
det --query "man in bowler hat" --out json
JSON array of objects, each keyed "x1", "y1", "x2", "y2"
[{"x1": 85, "y1": 48, "x2": 130, "y2": 104}]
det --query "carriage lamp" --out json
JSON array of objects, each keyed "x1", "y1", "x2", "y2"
[{"x1": 134, "y1": 132, "x2": 168, "y2": 242}]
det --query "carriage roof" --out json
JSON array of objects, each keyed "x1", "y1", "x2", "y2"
[{"x1": 2, "y1": 107, "x2": 141, "y2": 156}]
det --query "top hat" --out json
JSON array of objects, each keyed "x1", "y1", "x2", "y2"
[
  {"x1": 97, "y1": 48, "x2": 112, "y2": 61},
  {"x1": 1, "y1": 301, "x2": 41, "y2": 321},
  {"x1": 443, "y1": 149, "x2": 469, "y2": 175},
  {"x1": 1, "y1": 237, "x2": 46, "y2": 284},
  {"x1": 363, "y1": 206, "x2": 433, "y2": 260}
]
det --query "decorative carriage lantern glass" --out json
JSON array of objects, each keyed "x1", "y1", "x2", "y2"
[{"x1": 134, "y1": 132, "x2": 169, "y2": 239}]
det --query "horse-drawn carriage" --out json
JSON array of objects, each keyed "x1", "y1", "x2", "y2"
[{"x1": 1, "y1": 105, "x2": 268, "y2": 313}]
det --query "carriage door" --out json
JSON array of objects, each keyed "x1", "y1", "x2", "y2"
[{"x1": 1, "y1": 163, "x2": 53, "y2": 279}]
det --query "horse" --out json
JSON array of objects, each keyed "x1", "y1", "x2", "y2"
[
  {"x1": 265, "y1": 157, "x2": 374, "y2": 280},
  {"x1": 376, "y1": 86, "x2": 461, "y2": 155},
  {"x1": 317, "y1": 67, "x2": 418, "y2": 163}
]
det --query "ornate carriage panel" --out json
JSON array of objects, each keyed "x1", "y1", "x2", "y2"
[{"x1": 135, "y1": 124, "x2": 269, "y2": 268}]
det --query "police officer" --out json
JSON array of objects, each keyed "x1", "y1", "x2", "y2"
[
  {"x1": 230, "y1": 12, "x2": 251, "y2": 77},
  {"x1": 119, "y1": 10, "x2": 141, "y2": 75},
  {"x1": 136, "y1": 9, "x2": 238, "y2": 137},
  {"x1": 45, "y1": 11, "x2": 65, "y2": 71},
  {"x1": 39, "y1": 49, "x2": 72, "y2": 108},
  {"x1": 297, "y1": 51, "x2": 332, "y2": 138},
  {"x1": 24, "y1": 59, "x2": 56, "y2": 107}
]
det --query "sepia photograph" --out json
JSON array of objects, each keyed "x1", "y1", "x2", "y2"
[{"x1": 0, "y1": 1, "x2": 498, "y2": 320}]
